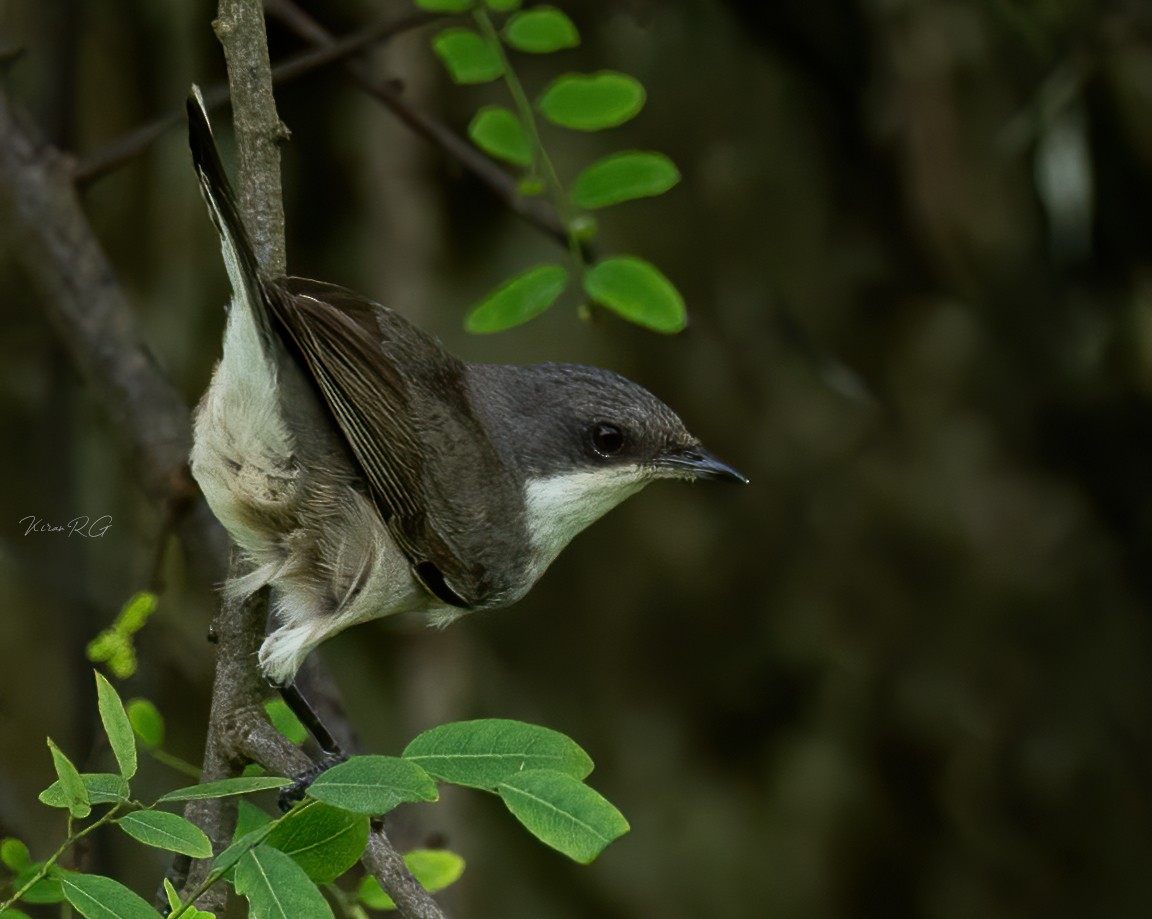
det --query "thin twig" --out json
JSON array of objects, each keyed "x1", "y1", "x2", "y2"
[
  {"x1": 72, "y1": 12, "x2": 433, "y2": 186},
  {"x1": 172, "y1": 1, "x2": 291, "y2": 909},
  {"x1": 189, "y1": 4, "x2": 450, "y2": 916},
  {"x1": 264, "y1": 0, "x2": 574, "y2": 252},
  {"x1": 0, "y1": 90, "x2": 227, "y2": 585},
  {"x1": 215, "y1": 0, "x2": 288, "y2": 274},
  {"x1": 175, "y1": 557, "x2": 271, "y2": 913},
  {"x1": 364, "y1": 829, "x2": 452, "y2": 919}
]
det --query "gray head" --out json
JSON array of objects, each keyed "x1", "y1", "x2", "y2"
[
  {"x1": 467, "y1": 361, "x2": 746, "y2": 572},
  {"x1": 469, "y1": 362, "x2": 746, "y2": 482}
]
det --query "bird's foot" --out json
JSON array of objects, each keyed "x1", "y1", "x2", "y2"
[{"x1": 278, "y1": 751, "x2": 348, "y2": 812}]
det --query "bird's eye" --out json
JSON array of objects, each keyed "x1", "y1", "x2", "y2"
[{"x1": 590, "y1": 423, "x2": 625, "y2": 457}]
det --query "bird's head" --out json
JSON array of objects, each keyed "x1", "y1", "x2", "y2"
[{"x1": 472, "y1": 362, "x2": 747, "y2": 571}]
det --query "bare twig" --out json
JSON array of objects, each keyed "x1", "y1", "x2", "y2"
[
  {"x1": 364, "y1": 830, "x2": 453, "y2": 919},
  {"x1": 173, "y1": 2, "x2": 291, "y2": 910},
  {"x1": 177, "y1": 563, "x2": 272, "y2": 912},
  {"x1": 264, "y1": 0, "x2": 574, "y2": 252},
  {"x1": 269, "y1": 9, "x2": 435, "y2": 86},
  {"x1": 0, "y1": 90, "x2": 227, "y2": 583},
  {"x1": 189, "y1": 4, "x2": 449, "y2": 915},
  {"x1": 214, "y1": 0, "x2": 288, "y2": 274},
  {"x1": 73, "y1": 11, "x2": 434, "y2": 186}
]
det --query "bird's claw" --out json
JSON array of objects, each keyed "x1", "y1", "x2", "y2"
[{"x1": 278, "y1": 751, "x2": 348, "y2": 812}]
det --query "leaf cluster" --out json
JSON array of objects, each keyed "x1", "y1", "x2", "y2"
[
  {"x1": 416, "y1": 0, "x2": 687, "y2": 334},
  {"x1": 0, "y1": 676, "x2": 627, "y2": 918}
]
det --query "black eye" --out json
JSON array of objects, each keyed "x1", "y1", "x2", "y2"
[{"x1": 590, "y1": 423, "x2": 625, "y2": 457}]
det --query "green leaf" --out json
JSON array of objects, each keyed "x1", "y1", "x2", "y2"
[
  {"x1": 157, "y1": 776, "x2": 290, "y2": 803},
  {"x1": 485, "y1": 0, "x2": 521, "y2": 10},
  {"x1": 571, "y1": 151, "x2": 680, "y2": 209},
  {"x1": 234, "y1": 845, "x2": 334, "y2": 919},
  {"x1": 163, "y1": 878, "x2": 181, "y2": 913},
  {"x1": 432, "y1": 28, "x2": 503, "y2": 84},
  {"x1": 415, "y1": 0, "x2": 474, "y2": 11},
  {"x1": 213, "y1": 827, "x2": 270, "y2": 876},
  {"x1": 406, "y1": 849, "x2": 466, "y2": 891},
  {"x1": 468, "y1": 106, "x2": 532, "y2": 167},
  {"x1": 59, "y1": 872, "x2": 161, "y2": 919},
  {"x1": 584, "y1": 256, "x2": 686, "y2": 333},
  {"x1": 307, "y1": 756, "x2": 438, "y2": 815},
  {"x1": 570, "y1": 214, "x2": 598, "y2": 242},
  {"x1": 504, "y1": 7, "x2": 579, "y2": 53},
  {"x1": 13, "y1": 863, "x2": 65, "y2": 903},
  {"x1": 162, "y1": 878, "x2": 215, "y2": 919},
  {"x1": 116, "y1": 811, "x2": 212, "y2": 859},
  {"x1": 39, "y1": 773, "x2": 129, "y2": 809},
  {"x1": 86, "y1": 631, "x2": 136, "y2": 680},
  {"x1": 358, "y1": 849, "x2": 465, "y2": 909},
  {"x1": 403, "y1": 719, "x2": 593, "y2": 790},
  {"x1": 235, "y1": 799, "x2": 274, "y2": 838},
  {"x1": 264, "y1": 698, "x2": 308, "y2": 746},
  {"x1": 539, "y1": 71, "x2": 646, "y2": 131},
  {"x1": 95, "y1": 672, "x2": 137, "y2": 780},
  {"x1": 266, "y1": 803, "x2": 369, "y2": 883},
  {"x1": 87, "y1": 594, "x2": 157, "y2": 679},
  {"x1": 465, "y1": 264, "x2": 568, "y2": 333},
  {"x1": 43, "y1": 739, "x2": 90, "y2": 819},
  {"x1": 1, "y1": 837, "x2": 30, "y2": 870},
  {"x1": 497, "y1": 770, "x2": 629, "y2": 863},
  {"x1": 117, "y1": 592, "x2": 157, "y2": 632},
  {"x1": 126, "y1": 698, "x2": 165, "y2": 748},
  {"x1": 0, "y1": 907, "x2": 32, "y2": 918}
]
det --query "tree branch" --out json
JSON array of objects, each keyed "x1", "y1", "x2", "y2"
[
  {"x1": 191, "y1": 4, "x2": 449, "y2": 915},
  {"x1": 73, "y1": 11, "x2": 434, "y2": 187},
  {"x1": 214, "y1": 0, "x2": 288, "y2": 275},
  {"x1": 264, "y1": 0, "x2": 575, "y2": 253},
  {"x1": 176, "y1": 564, "x2": 272, "y2": 912},
  {"x1": 0, "y1": 90, "x2": 227, "y2": 584},
  {"x1": 171, "y1": 2, "x2": 293, "y2": 910}
]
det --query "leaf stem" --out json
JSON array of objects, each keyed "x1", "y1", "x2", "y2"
[
  {"x1": 472, "y1": 6, "x2": 587, "y2": 280},
  {"x1": 168, "y1": 799, "x2": 317, "y2": 919},
  {"x1": 0, "y1": 805, "x2": 124, "y2": 912},
  {"x1": 148, "y1": 747, "x2": 204, "y2": 780}
]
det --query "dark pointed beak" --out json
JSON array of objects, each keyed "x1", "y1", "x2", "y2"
[{"x1": 657, "y1": 446, "x2": 750, "y2": 484}]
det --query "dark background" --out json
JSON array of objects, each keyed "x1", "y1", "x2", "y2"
[{"x1": 3, "y1": 0, "x2": 1152, "y2": 916}]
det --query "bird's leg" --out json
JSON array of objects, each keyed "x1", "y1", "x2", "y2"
[
  {"x1": 278, "y1": 680, "x2": 345, "y2": 756},
  {"x1": 277, "y1": 681, "x2": 347, "y2": 811}
]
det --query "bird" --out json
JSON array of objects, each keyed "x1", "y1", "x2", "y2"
[{"x1": 186, "y1": 88, "x2": 747, "y2": 691}]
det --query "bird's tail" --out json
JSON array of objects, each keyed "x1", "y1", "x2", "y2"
[{"x1": 186, "y1": 85, "x2": 274, "y2": 344}]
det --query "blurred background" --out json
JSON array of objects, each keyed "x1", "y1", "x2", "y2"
[{"x1": 3, "y1": 0, "x2": 1152, "y2": 916}]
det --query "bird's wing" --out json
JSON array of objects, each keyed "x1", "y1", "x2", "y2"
[
  {"x1": 266, "y1": 278, "x2": 523, "y2": 609},
  {"x1": 187, "y1": 87, "x2": 519, "y2": 608},
  {"x1": 186, "y1": 88, "x2": 276, "y2": 352}
]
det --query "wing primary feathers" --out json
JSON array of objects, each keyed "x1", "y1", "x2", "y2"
[
  {"x1": 186, "y1": 85, "x2": 275, "y2": 349},
  {"x1": 188, "y1": 92, "x2": 517, "y2": 610}
]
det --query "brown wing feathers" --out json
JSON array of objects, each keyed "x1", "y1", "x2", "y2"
[{"x1": 188, "y1": 90, "x2": 513, "y2": 610}]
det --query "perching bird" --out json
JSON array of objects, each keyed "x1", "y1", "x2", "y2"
[{"x1": 186, "y1": 89, "x2": 746, "y2": 689}]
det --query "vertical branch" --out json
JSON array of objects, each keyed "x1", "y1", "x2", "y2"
[
  {"x1": 213, "y1": 0, "x2": 288, "y2": 275},
  {"x1": 176, "y1": 2, "x2": 289, "y2": 909},
  {"x1": 184, "y1": 6, "x2": 449, "y2": 917}
]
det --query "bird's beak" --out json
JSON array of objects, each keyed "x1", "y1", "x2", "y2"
[{"x1": 656, "y1": 446, "x2": 749, "y2": 484}]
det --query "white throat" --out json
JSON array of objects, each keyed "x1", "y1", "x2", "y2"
[{"x1": 523, "y1": 467, "x2": 649, "y2": 579}]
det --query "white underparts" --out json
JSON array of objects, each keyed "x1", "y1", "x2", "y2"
[
  {"x1": 523, "y1": 466, "x2": 650, "y2": 580},
  {"x1": 190, "y1": 280, "x2": 446, "y2": 685}
]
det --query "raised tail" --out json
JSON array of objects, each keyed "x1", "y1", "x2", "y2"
[{"x1": 186, "y1": 85, "x2": 273, "y2": 343}]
